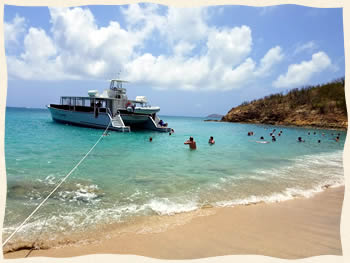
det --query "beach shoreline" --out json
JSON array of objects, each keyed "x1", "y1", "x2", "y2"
[{"x1": 4, "y1": 185, "x2": 344, "y2": 259}]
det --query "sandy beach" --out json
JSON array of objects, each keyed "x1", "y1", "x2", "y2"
[{"x1": 4, "y1": 186, "x2": 344, "y2": 260}]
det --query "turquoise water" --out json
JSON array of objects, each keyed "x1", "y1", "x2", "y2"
[{"x1": 3, "y1": 107, "x2": 346, "y2": 247}]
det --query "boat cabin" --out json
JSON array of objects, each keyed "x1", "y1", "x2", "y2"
[{"x1": 51, "y1": 80, "x2": 134, "y2": 117}]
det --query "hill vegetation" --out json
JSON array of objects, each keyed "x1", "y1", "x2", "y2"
[{"x1": 222, "y1": 78, "x2": 347, "y2": 129}]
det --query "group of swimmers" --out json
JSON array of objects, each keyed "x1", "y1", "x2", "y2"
[
  {"x1": 252, "y1": 128, "x2": 341, "y2": 144},
  {"x1": 148, "y1": 127, "x2": 341, "y2": 149},
  {"x1": 298, "y1": 131, "x2": 341, "y2": 143},
  {"x1": 149, "y1": 133, "x2": 215, "y2": 150},
  {"x1": 184, "y1": 136, "x2": 215, "y2": 149}
]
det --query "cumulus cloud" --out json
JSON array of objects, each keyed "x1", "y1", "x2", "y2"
[
  {"x1": 4, "y1": 14, "x2": 26, "y2": 45},
  {"x1": 5, "y1": 5, "x2": 291, "y2": 91},
  {"x1": 221, "y1": 58, "x2": 256, "y2": 90},
  {"x1": 124, "y1": 25, "x2": 253, "y2": 91},
  {"x1": 255, "y1": 46, "x2": 284, "y2": 76},
  {"x1": 163, "y1": 7, "x2": 209, "y2": 44},
  {"x1": 273, "y1": 51, "x2": 331, "y2": 88},
  {"x1": 207, "y1": 26, "x2": 252, "y2": 68}
]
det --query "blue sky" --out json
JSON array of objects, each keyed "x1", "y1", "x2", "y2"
[{"x1": 4, "y1": 4, "x2": 345, "y2": 116}]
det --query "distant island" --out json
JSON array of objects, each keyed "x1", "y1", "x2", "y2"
[
  {"x1": 206, "y1": 114, "x2": 224, "y2": 119},
  {"x1": 221, "y1": 78, "x2": 347, "y2": 130}
]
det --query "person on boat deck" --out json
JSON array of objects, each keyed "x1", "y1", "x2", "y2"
[
  {"x1": 184, "y1": 136, "x2": 197, "y2": 150},
  {"x1": 208, "y1": 136, "x2": 215, "y2": 145},
  {"x1": 158, "y1": 119, "x2": 168, "y2": 127}
]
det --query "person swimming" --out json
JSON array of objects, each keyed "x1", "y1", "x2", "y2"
[
  {"x1": 297, "y1": 137, "x2": 305, "y2": 142},
  {"x1": 272, "y1": 135, "x2": 276, "y2": 142},
  {"x1": 184, "y1": 136, "x2": 197, "y2": 149},
  {"x1": 149, "y1": 137, "x2": 153, "y2": 142},
  {"x1": 208, "y1": 136, "x2": 215, "y2": 145}
]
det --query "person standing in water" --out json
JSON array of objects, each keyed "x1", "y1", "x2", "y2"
[
  {"x1": 184, "y1": 136, "x2": 197, "y2": 150},
  {"x1": 208, "y1": 136, "x2": 215, "y2": 145}
]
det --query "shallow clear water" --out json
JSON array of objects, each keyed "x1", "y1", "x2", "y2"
[{"x1": 3, "y1": 107, "x2": 346, "y2": 246}]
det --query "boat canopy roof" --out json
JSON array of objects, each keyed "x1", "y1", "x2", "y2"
[
  {"x1": 110, "y1": 79, "x2": 129, "y2": 83},
  {"x1": 60, "y1": 96, "x2": 115, "y2": 100},
  {"x1": 110, "y1": 79, "x2": 128, "y2": 91}
]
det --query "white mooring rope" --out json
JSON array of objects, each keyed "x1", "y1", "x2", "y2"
[{"x1": 2, "y1": 122, "x2": 112, "y2": 247}]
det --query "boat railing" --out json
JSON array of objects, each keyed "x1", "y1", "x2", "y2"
[
  {"x1": 107, "y1": 111, "x2": 127, "y2": 128},
  {"x1": 107, "y1": 107, "x2": 113, "y2": 117},
  {"x1": 154, "y1": 114, "x2": 161, "y2": 127}
]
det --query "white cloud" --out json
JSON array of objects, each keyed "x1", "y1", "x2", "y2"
[
  {"x1": 255, "y1": 46, "x2": 284, "y2": 76},
  {"x1": 7, "y1": 7, "x2": 150, "y2": 80},
  {"x1": 124, "y1": 25, "x2": 253, "y2": 91},
  {"x1": 273, "y1": 51, "x2": 331, "y2": 88},
  {"x1": 21, "y1": 28, "x2": 56, "y2": 61},
  {"x1": 164, "y1": 7, "x2": 209, "y2": 44},
  {"x1": 207, "y1": 26, "x2": 252, "y2": 68},
  {"x1": 294, "y1": 41, "x2": 318, "y2": 55},
  {"x1": 4, "y1": 14, "x2": 26, "y2": 45},
  {"x1": 173, "y1": 41, "x2": 195, "y2": 57},
  {"x1": 5, "y1": 4, "x2": 327, "y2": 93},
  {"x1": 221, "y1": 58, "x2": 256, "y2": 90},
  {"x1": 6, "y1": 5, "x2": 256, "y2": 91}
]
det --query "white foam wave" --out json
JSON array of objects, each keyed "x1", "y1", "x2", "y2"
[
  {"x1": 140, "y1": 198, "x2": 199, "y2": 215},
  {"x1": 57, "y1": 184, "x2": 102, "y2": 203},
  {"x1": 215, "y1": 150, "x2": 344, "y2": 206}
]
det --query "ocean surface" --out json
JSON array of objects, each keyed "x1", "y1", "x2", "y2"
[{"x1": 3, "y1": 107, "x2": 346, "y2": 248}]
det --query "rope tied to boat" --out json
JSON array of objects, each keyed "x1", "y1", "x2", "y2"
[{"x1": 2, "y1": 121, "x2": 112, "y2": 248}]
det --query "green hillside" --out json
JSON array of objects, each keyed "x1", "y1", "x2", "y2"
[{"x1": 222, "y1": 78, "x2": 347, "y2": 129}]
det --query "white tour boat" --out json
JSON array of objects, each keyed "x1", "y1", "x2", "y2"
[{"x1": 47, "y1": 79, "x2": 171, "y2": 132}]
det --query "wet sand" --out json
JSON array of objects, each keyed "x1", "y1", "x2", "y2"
[{"x1": 4, "y1": 186, "x2": 344, "y2": 259}]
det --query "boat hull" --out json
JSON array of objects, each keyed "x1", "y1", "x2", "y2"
[{"x1": 48, "y1": 106, "x2": 170, "y2": 132}]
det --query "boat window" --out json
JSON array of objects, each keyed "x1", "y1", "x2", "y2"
[
  {"x1": 76, "y1": 98, "x2": 83, "y2": 106},
  {"x1": 62, "y1": 98, "x2": 70, "y2": 105}
]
